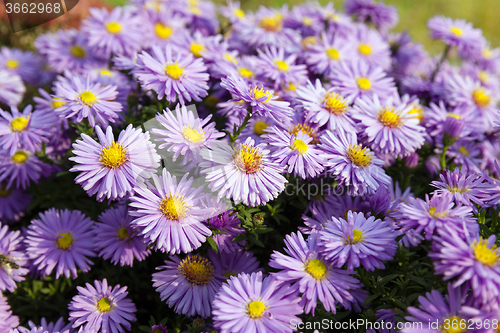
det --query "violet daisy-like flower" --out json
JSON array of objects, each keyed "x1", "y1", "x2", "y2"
[
  {"x1": 352, "y1": 94, "x2": 426, "y2": 157},
  {"x1": 212, "y1": 272, "x2": 303, "y2": 333},
  {"x1": 0, "y1": 105, "x2": 55, "y2": 156},
  {"x1": 319, "y1": 130, "x2": 391, "y2": 196},
  {"x1": 150, "y1": 104, "x2": 224, "y2": 167},
  {"x1": 430, "y1": 226, "x2": 500, "y2": 306},
  {"x1": 25, "y1": 208, "x2": 96, "y2": 279},
  {"x1": 264, "y1": 126, "x2": 326, "y2": 179},
  {"x1": 54, "y1": 74, "x2": 122, "y2": 127},
  {"x1": 200, "y1": 137, "x2": 287, "y2": 207},
  {"x1": 209, "y1": 248, "x2": 261, "y2": 279},
  {"x1": 395, "y1": 192, "x2": 477, "y2": 241},
  {"x1": 81, "y1": 7, "x2": 144, "y2": 58},
  {"x1": 0, "y1": 70, "x2": 25, "y2": 106},
  {"x1": 255, "y1": 47, "x2": 308, "y2": 90},
  {"x1": 0, "y1": 292, "x2": 18, "y2": 332},
  {"x1": 69, "y1": 125, "x2": 160, "y2": 202},
  {"x1": 345, "y1": 0, "x2": 399, "y2": 32},
  {"x1": 353, "y1": 26, "x2": 392, "y2": 70},
  {"x1": 135, "y1": 45, "x2": 209, "y2": 104},
  {"x1": 446, "y1": 139, "x2": 482, "y2": 174},
  {"x1": 129, "y1": 169, "x2": 213, "y2": 254},
  {"x1": 68, "y1": 278, "x2": 137, "y2": 333},
  {"x1": 427, "y1": 16, "x2": 483, "y2": 53},
  {"x1": 296, "y1": 79, "x2": 356, "y2": 133},
  {"x1": 94, "y1": 205, "x2": 150, "y2": 267},
  {"x1": 0, "y1": 184, "x2": 32, "y2": 222},
  {"x1": 0, "y1": 149, "x2": 50, "y2": 190},
  {"x1": 401, "y1": 284, "x2": 473, "y2": 332},
  {"x1": 270, "y1": 231, "x2": 365, "y2": 315},
  {"x1": 0, "y1": 47, "x2": 40, "y2": 84},
  {"x1": 0, "y1": 223, "x2": 28, "y2": 292},
  {"x1": 220, "y1": 75, "x2": 294, "y2": 123},
  {"x1": 204, "y1": 203, "x2": 244, "y2": 253},
  {"x1": 303, "y1": 32, "x2": 355, "y2": 76},
  {"x1": 18, "y1": 317, "x2": 71, "y2": 333},
  {"x1": 320, "y1": 211, "x2": 397, "y2": 271},
  {"x1": 329, "y1": 59, "x2": 397, "y2": 103},
  {"x1": 152, "y1": 253, "x2": 223, "y2": 318}
]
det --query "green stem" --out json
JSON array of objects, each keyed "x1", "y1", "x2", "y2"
[
  {"x1": 430, "y1": 45, "x2": 451, "y2": 83},
  {"x1": 440, "y1": 146, "x2": 449, "y2": 171},
  {"x1": 229, "y1": 108, "x2": 253, "y2": 145}
]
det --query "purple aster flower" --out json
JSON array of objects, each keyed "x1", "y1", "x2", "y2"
[
  {"x1": 152, "y1": 253, "x2": 223, "y2": 318},
  {"x1": 446, "y1": 139, "x2": 482, "y2": 173},
  {"x1": 0, "y1": 223, "x2": 28, "y2": 292},
  {"x1": 94, "y1": 205, "x2": 150, "y2": 267},
  {"x1": 352, "y1": 94, "x2": 426, "y2": 157},
  {"x1": 220, "y1": 1, "x2": 247, "y2": 24},
  {"x1": 150, "y1": 324, "x2": 167, "y2": 333},
  {"x1": 129, "y1": 169, "x2": 213, "y2": 254},
  {"x1": 352, "y1": 26, "x2": 392, "y2": 70},
  {"x1": 0, "y1": 70, "x2": 25, "y2": 106},
  {"x1": 367, "y1": 308, "x2": 403, "y2": 333},
  {"x1": 142, "y1": 8, "x2": 188, "y2": 49},
  {"x1": 0, "y1": 105, "x2": 55, "y2": 156},
  {"x1": 200, "y1": 136, "x2": 287, "y2": 207},
  {"x1": 230, "y1": 115, "x2": 275, "y2": 145},
  {"x1": 302, "y1": 32, "x2": 355, "y2": 76},
  {"x1": 212, "y1": 272, "x2": 303, "y2": 333},
  {"x1": 220, "y1": 75, "x2": 294, "y2": 123},
  {"x1": 69, "y1": 278, "x2": 137, "y2": 333},
  {"x1": 270, "y1": 231, "x2": 365, "y2": 315},
  {"x1": 296, "y1": 79, "x2": 356, "y2": 133},
  {"x1": 431, "y1": 226, "x2": 500, "y2": 306},
  {"x1": 320, "y1": 211, "x2": 397, "y2": 271},
  {"x1": 427, "y1": 16, "x2": 483, "y2": 54},
  {"x1": 25, "y1": 208, "x2": 96, "y2": 279},
  {"x1": 264, "y1": 126, "x2": 326, "y2": 179},
  {"x1": 0, "y1": 185, "x2": 32, "y2": 222},
  {"x1": 329, "y1": 59, "x2": 397, "y2": 103},
  {"x1": 53, "y1": 74, "x2": 122, "y2": 127},
  {"x1": 255, "y1": 47, "x2": 308, "y2": 90},
  {"x1": 0, "y1": 292, "x2": 18, "y2": 331},
  {"x1": 19, "y1": 317, "x2": 71, "y2": 333},
  {"x1": 135, "y1": 45, "x2": 209, "y2": 104},
  {"x1": 0, "y1": 47, "x2": 40, "y2": 84},
  {"x1": 395, "y1": 192, "x2": 477, "y2": 241},
  {"x1": 431, "y1": 167, "x2": 489, "y2": 208},
  {"x1": 0, "y1": 149, "x2": 50, "y2": 190},
  {"x1": 401, "y1": 284, "x2": 473, "y2": 332},
  {"x1": 319, "y1": 130, "x2": 391, "y2": 196},
  {"x1": 205, "y1": 204, "x2": 244, "y2": 253},
  {"x1": 345, "y1": 0, "x2": 399, "y2": 32},
  {"x1": 69, "y1": 125, "x2": 160, "y2": 202},
  {"x1": 81, "y1": 7, "x2": 144, "y2": 58},
  {"x1": 208, "y1": 248, "x2": 261, "y2": 279},
  {"x1": 150, "y1": 104, "x2": 225, "y2": 168}
]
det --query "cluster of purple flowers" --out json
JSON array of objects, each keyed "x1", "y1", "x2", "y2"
[{"x1": 0, "y1": 0, "x2": 500, "y2": 331}]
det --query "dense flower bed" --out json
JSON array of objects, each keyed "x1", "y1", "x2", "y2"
[{"x1": 1, "y1": 0, "x2": 500, "y2": 332}]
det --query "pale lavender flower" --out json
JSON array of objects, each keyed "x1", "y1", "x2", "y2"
[
  {"x1": 0, "y1": 70, "x2": 25, "y2": 106},
  {"x1": 0, "y1": 223, "x2": 28, "y2": 292}
]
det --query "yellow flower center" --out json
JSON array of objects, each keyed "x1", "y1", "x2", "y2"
[
  {"x1": 96, "y1": 297, "x2": 112, "y2": 313},
  {"x1": 472, "y1": 238, "x2": 499, "y2": 266},
  {"x1": 233, "y1": 143, "x2": 264, "y2": 174},
  {"x1": 347, "y1": 144, "x2": 373, "y2": 167},
  {"x1": 478, "y1": 70, "x2": 489, "y2": 83},
  {"x1": 52, "y1": 99, "x2": 66, "y2": 109},
  {"x1": 253, "y1": 120, "x2": 269, "y2": 136},
  {"x1": 179, "y1": 255, "x2": 214, "y2": 285},
  {"x1": 326, "y1": 47, "x2": 340, "y2": 60},
  {"x1": 258, "y1": 15, "x2": 283, "y2": 31},
  {"x1": 472, "y1": 88, "x2": 491, "y2": 108},
  {"x1": 100, "y1": 69, "x2": 112, "y2": 76},
  {"x1": 224, "y1": 53, "x2": 238, "y2": 64},
  {"x1": 284, "y1": 81, "x2": 297, "y2": 91},
  {"x1": 56, "y1": 232, "x2": 73, "y2": 250},
  {"x1": 305, "y1": 259, "x2": 327, "y2": 280},
  {"x1": 182, "y1": 126, "x2": 205, "y2": 144},
  {"x1": 118, "y1": 227, "x2": 131, "y2": 241},
  {"x1": 190, "y1": 43, "x2": 204, "y2": 57},
  {"x1": 223, "y1": 271, "x2": 238, "y2": 278},
  {"x1": 345, "y1": 229, "x2": 364, "y2": 244},
  {"x1": 6, "y1": 60, "x2": 19, "y2": 69},
  {"x1": 155, "y1": 23, "x2": 172, "y2": 39},
  {"x1": 289, "y1": 124, "x2": 318, "y2": 144},
  {"x1": 450, "y1": 27, "x2": 463, "y2": 36},
  {"x1": 302, "y1": 36, "x2": 318, "y2": 50},
  {"x1": 70, "y1": 45, "x2": 86, "y2": 58},
  {"x1": 440, "y1": 316, "x2": 466, "y2": 333},
  {"x1": 11, "y1": 151, "x2": 28, "y2": 164},
  {"x1": 10, "y1": 117, "x2": 28, "y2": 132},
  {"x1": 358, "y1": 44, "x2": 372, "y2": 55},
  {"x1": 188, "y1": 0, "x2": 201, "y2": 15},
  {"x1": 160, "y1": 194, "x2": 189, "y2": 220},
  {"x1": 446, "y1": 186, "x2": 468, "y2": 194},
  {"x1": 292, "y1": 139, "x2": 308, "y2": 154},
  {"x1": 165, "y1": 63, "x2": 184, "y2": 80},
  {"x1": 323, "y1": 92, "x2": 348, "y2": 115},
  {"x1": 408, "y1": 105, "x2": 424, "y2": 122},
  {"x1": 99, "y1": 142, "x2": 128, "y2": 169},
  {"x1": 106, "y1": 22, "x2": 122, "y2": 34},
  {"x1": 482, "y1": 48, "x2": 493, "y2": 59},
  {"x1": 459, "y1": 146, "x2": 469, "y2": 157},
  {"x1": 357, "y1": 77, "x2": 371, "y2": 90},
  {"x1": 378, "y1": 107, "x2": 402, "y2": 128},
  {"x1": 253, "y1": 87, "x2": 273, "y2": 103},
  {"x1": 79, "y1": 91, "x2": 96, "y2": 106},
  {"x1": 247, "y1": 300, "x2": 266, "y2": 319},
  {"x1": 238, "y1": 67, "x2": 254, "y2": 78},
  {"x1": 428, "y1": 207, "x2": 448, "y2": 218},
  {"x1": 233, "y1": 8, "x2": 245, "y2": 18},
  {"x1": 302, "y1": 16, "x2": 313, "y2": 26},
  {"x1": 274, "y1": 60, "x2": 288, "y2": 72}
]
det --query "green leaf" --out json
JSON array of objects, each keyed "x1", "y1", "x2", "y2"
[
  {"x1": 254, "y1": 228, "x2": 273, "y2": 234},
  {"x1": 207, "y1": 236, "x2": 219, "y2": 253},
  {"x1": 364, "y1": 293, "x2": 380, "y2": 306},
  {"x1": 376, "y1": 274, "x2": 400, "y2": 288},
  {"x1": 232, "y1": 234, "x2": 247, "y2": 242},
  {"x1": 139, "y1": 326, "x2": 152, "y2": 332}
]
